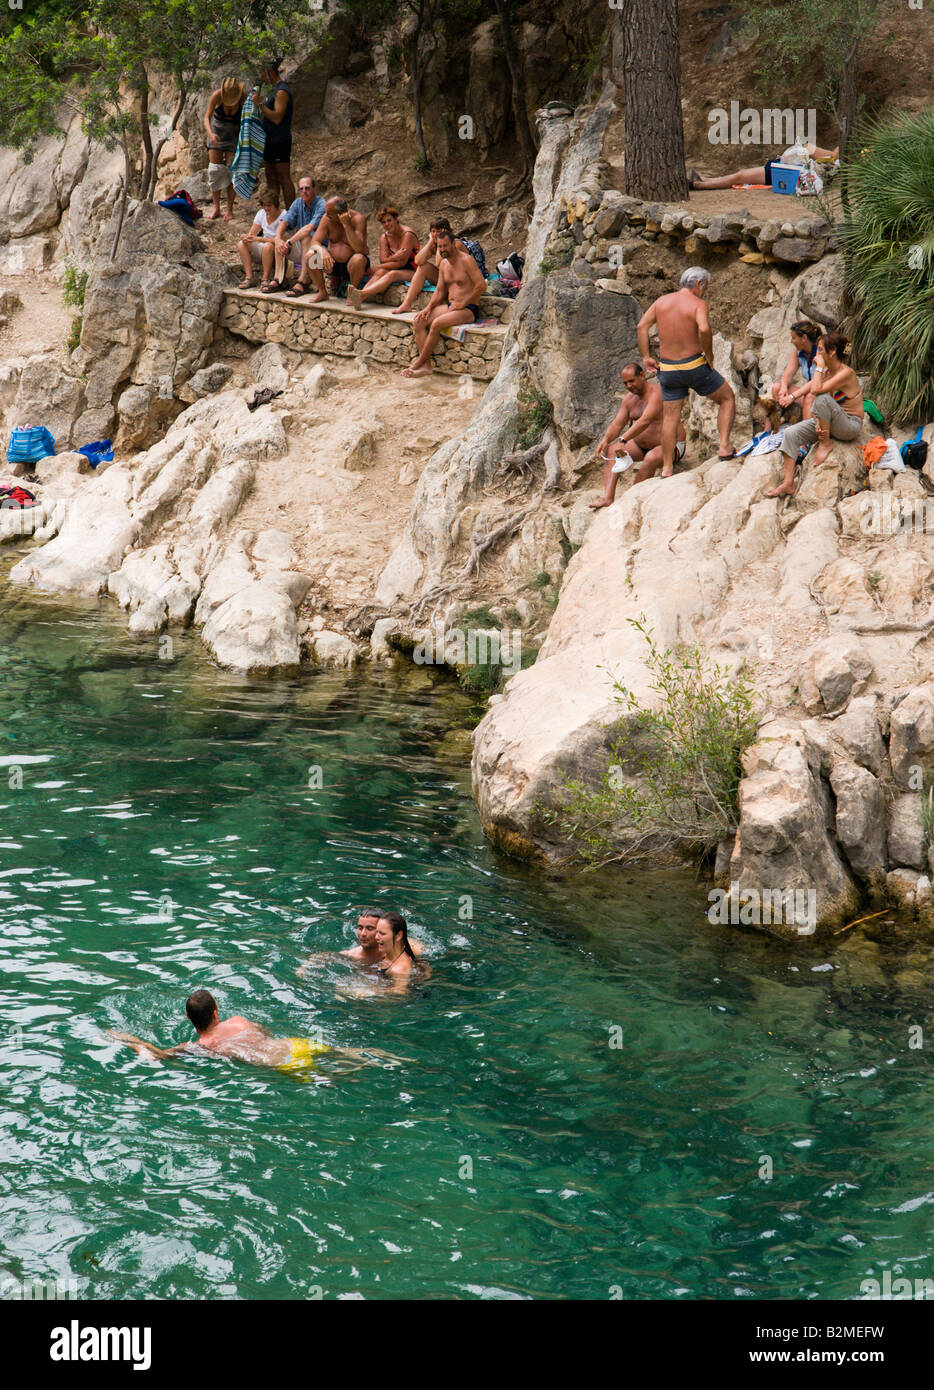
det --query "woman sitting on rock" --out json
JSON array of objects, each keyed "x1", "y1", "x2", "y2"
[
  {"x1": 774, "y1": 321, "x2": 821, "y2": 419},
  {"x1": 766, "y1": 333, "x2": 864, "y2": 497},
  {"x1": 237, "y1": 193, "x2": 284, "y2": 288}
]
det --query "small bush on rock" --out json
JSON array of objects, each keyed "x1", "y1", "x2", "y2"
[{"x1": 543, "y1": 618, "x2": 760, "y2": 865}]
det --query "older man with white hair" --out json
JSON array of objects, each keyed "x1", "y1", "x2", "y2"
[{"x1": 636, "y1": 266, "x2": 736, "y2": 473}]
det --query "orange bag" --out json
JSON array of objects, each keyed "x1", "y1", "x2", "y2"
[{"x1": 863, "y1": 436, "x2": 887, "y2": 468}]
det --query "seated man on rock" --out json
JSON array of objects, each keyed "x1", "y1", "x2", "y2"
[
  {"x1": 347, "y1": 206, "x2": 420, "y2": 309},
  {"x1": 291, "y1": 197, "x2": 369, "y2": 302},
  {"x1": 391, "y1": 216, "x2": 471, "y2": 315},
  {"x1": 590, "y1": 363, "x2": 687, "y2": 507},
  {"x1": 260, "y1": 174, "x2": 326, "y2": 292},
  {"x1": 401, "y1": 228, "x2": 486, "y2": 378}
]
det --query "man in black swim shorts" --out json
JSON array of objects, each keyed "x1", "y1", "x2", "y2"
[{"x1": 637, "y1": 267, "x2": 736, "y2": 474}]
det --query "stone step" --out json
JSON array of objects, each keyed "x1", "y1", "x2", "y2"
[{"x1": 219, "y1": 288, "x2": 508, "y2": 380}]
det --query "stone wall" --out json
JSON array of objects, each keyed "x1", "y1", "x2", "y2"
[
  {"x1": 546, "y1": 185, "x2": 836, "y2": 287},
  {"x1": 218, "y1": 290, "x2": 507, "y2": 381}
]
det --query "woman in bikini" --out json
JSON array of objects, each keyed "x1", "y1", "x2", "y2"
[
  {"x1": 374, "y1": 911, "x2": 427, "y2": 994},
  {"x1": 390, "y1": 217, "x2": 469, "y2": 315},
  {"x1": 203, "y1": 77, "x2": 246, "y2": 221},
  {"x1": 766, "y1": 332, "x2": 864, "y2": 497},
  {"x1": 347, "y1": 207, "x2": 419, "y2": 308}
]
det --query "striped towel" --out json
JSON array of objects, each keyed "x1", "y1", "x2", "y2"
[{"x1": 231, "y1": 90, "x2": 266, "y2": 201}]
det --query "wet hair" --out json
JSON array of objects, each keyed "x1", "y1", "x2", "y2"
[
  {"x1": 820, "y1": 331, "x2": 849, "y2": 360},
  {"x1": 378, "y1": 910, "x2": 417, "y2": 962},
  {"x1": 680, "y1": 266, "x2": 710, "y2": 291},
  {"x1": 186, "y1": 989, "x2": 217, "y2": 1032},
  {"x1": 377, "y1": 206, "x2": 398, "y2": 221},
  {"x1": 621, "y1": 362, "x2": 644, "y2": 378},
  {"x1": 791, "y1": 320, "x2": 820, "y2": 344},
  {"x1": 332, "y1": 197, "x2": 348, "y2": 214},
  {"x1": 358, "y1": 907, "x2": 381, "y2": 922},
  {"x1": 434, "y1": 227, "x2": 454, "y2": 243},
  {"x1": 429, "y1": 215, "x2": 453, "y2": 233}
]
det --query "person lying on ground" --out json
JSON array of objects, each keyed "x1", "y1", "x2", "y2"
[
  {"x1": 688, "y1": 145, "x2": 839, "y2": 190},
  {"x1": 772, "y1": 321, "x2": 821, "y2": 417},
  {"x1": 590, "y1": 364, "x2": 686, "y2": 506},
  {"x1": 261, "y1": 175, "x2": 326, "y2": 292},
  {"x1": 237, "y1": 193, "x2": 284, "y2": 288},
  {"x1": 765, "y1": 332, "x2": 864, "y2": 498},
  {"x1": 203, "y1": 76, "x2": 245, "y2": 221},
  {"x1": 347, "y1": 207, "x2": 419, "y2": 308},
  {"x1": 375, "y1": 911, "x2": 430, "y2": 993},
  {"x1": 290, "y1": 197, "x2": 369, "y2": 302},
  {"x1": 298, "y1": 907, "x2": 425, "y2": 973},
  {"x1": 637, "y1": 266, "x2": 736, "y2": 470},
  {"x1": 391, "y1": 217, "x2": 470, "y2": 315},
  {"x1": 108, "y1": 989, "x2": 399, "y2": 1077},
  {"x1": 401, "y1": 229, "x2": 486, "y2": 378}
]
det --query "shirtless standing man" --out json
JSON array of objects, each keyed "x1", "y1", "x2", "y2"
[
  {"x1": 401, "y1": 229, "x2": 486, "y2": 379},
  {"x1": 299, "y1": 197, "x2": 369, "y2": 303},
  {"x1": 590, "y1": 363, "x2": 687, "y2": 507},
  {"x1": 637, "y1": 266, "x2": 736, "y2": 474}
]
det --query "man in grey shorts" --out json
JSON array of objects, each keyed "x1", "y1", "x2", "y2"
[{"x1": 637, "y1": 267, "x2": 736, "y2": 475}]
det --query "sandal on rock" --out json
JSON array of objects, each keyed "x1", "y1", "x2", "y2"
[
  {"x1": 261, "y1": 279, "x2": 286, "y2": 294},
  {"x1": 237, "y1": 278, "x2": 256, "y2": 290},
  {"x1": 286, "y1": 280, "x2": 311, "y2": 298}
]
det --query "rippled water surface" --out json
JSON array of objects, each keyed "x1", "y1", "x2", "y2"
[{"x1": 1, "y1": 571, "x2": 932, "y2": 1300}]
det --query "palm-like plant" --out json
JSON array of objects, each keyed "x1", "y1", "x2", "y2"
[{"x1": 842, "y1": 111, "x2": 934, "y2": 424}]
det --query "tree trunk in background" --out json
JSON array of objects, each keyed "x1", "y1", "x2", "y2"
[
  {"x1": 494, "y1": 0, "x2": 537, "y2": 171},
  {"x1": 836, "y1": 31, "x2": 861, "y2": 216},
  {"x1": 410, "y1": 26, "x2": 429, "y2": 168},
  {"x1": 618, "y1": 0, "x2": 687, "y2": 201}
]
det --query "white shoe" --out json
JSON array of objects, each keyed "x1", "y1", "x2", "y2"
[{"x1": 611, "y1": 453, "x2": 634, "y2": 475}]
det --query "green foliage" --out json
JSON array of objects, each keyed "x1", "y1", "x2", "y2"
[
  {"x1": 539, "y1": 245, "x2": 573, "y2": 276},
  {"x1": 921, "y1": 780, "x2": 934, "y2": 860},
  {"x1": 841, "y1": 111, "x2": 934, "y2": 423},
  {"x1": 61, "y1": 264, "x2": 88, "y2": 311},
  {"x1": 524, "y1": 571, "x2": 551, "y2": 591},
  {"x1": 460, "y1": 606, "x2": 501, "y2": 629},
  {"x1": 542, "y1": 618, "x2": 760, "y2": 866},
  {"x1": 741, "y1": 0, "x2": 880, "y2": 126},
  {"x1": 513, "y1": 383, "x2": 553, "y2": 451}
]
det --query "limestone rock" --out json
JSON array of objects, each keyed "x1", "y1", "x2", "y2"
[
  {"x1": 889, "y1": 684, "x2": 934, "y2": 790},
  {"x1": 249, "y1": 342, "x2": 302, "y2": 394},
  {"x1": 829, "y1": 760, "x2": 886, "y2": 881},
  {"x1": 6, "y1": 355, "x2": 86, "y2": 452},
  {"x1": 798, "y1": 637, "x2": 873, "y2": 716},
  {"x1": 731, "y1": 725, "x2": 859, "y2": 935},
  {"x1": 687, "y1": 333, "x2": 751, "y2": 452},
  {"x1": 306, "y1": 628, "x2": 360, "y2": 667},
  {"x1": 830, "y1": 695, "x2": 886, "y2": 776},
  {"x1": 202, "y1": 579, "x2": 302, "y2": 674},
  {"x1": 180, "y1": 363, "x2": 233, "y2": 402},
  {"x1": 322, "y1": 78, "x2": 370, "y2": 133},
  {"x1": 888, "y1": 794, "x2": 925, "y2": 871}
]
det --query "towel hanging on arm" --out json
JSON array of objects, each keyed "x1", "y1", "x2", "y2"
[{"x1": 231, "y1": 88, "x2": 266, "y2": 201}]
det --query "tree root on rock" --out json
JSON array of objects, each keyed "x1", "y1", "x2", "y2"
[{"x1": 410, "y1": 494, "x2": 543, "y2": 622}]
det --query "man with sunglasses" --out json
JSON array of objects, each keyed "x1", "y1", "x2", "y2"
[{"x1": 261, "y1": 175, "x2": 326, "y2": 291}]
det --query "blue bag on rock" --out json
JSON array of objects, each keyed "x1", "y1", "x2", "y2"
[{"x1": 7, "y1": 426, "x2": 55, "y2": 464}]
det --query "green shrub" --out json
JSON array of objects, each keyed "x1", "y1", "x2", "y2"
[
  {"x1": 460, "y1": 606, "x2": 501, "y2": 630},
  {"x1": 842, "y1": 111, "x2": 934, "y2": 423},
  {"x1": 921, "y1": 781, "x2": 934, "y2": 860},
  {"x1": 542, "y1": 618, "x2": 759, "y2": 865},
  {"x1": 513, "y1": 383, "x2": 554, "y2": 451},
  {"x1": 62, "y1": 263, "x2": 88, "y2": 310}
]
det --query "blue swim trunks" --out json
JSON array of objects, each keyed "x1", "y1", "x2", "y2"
[{"x1": 658, "y1": 353, "x2": 726, "y2": 402}]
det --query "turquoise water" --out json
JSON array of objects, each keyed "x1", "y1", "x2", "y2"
[{"x1": 1, "y1": 568, "x2": 933, "y2": 1301}]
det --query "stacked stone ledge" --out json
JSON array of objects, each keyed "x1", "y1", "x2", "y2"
[
  {"x1": 550, "y1": 185, "x2": 837, "y2": 285},
  {"x1": 218, "y1": 288, "x2": 509, "y2": 381}
]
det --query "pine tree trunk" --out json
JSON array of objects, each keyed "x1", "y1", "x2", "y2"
[
  {"x1": 618, "y1": 0, "x2": 687, "y2": 201},
  {"x1": 410, "y1": 26, "x2": 429, "y2": 169},
  {"x1": 110, "y1": 136, "x2": 132, "y2": 262},
  {"x1": 139, "y1": 77, "x2": 153, "y2": 204},
  {"x1": 494, "y1": 0, "x2": 536, "y2": 171}
]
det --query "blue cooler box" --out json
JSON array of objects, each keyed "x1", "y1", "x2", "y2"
[{"x1": 770, "y1": 162, "x2": 801, "y2": 195}]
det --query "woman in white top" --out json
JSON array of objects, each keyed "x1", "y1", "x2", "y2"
[{"x1": 237, "y1": 194, "x2": 284, "y2": 288}]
